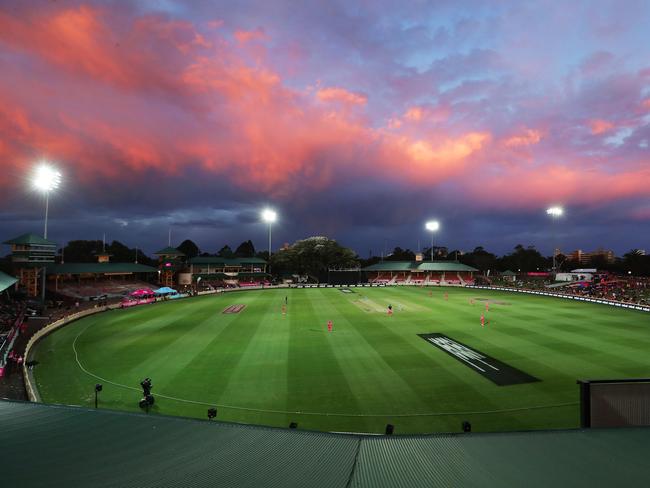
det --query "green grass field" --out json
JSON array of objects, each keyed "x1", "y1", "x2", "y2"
[{"x1": 32, "y1": 287, "x2": 650, "y2": 434}]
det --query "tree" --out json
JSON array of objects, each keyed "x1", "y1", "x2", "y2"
[
  {"x1": 460, "y1": 246, "x2": 498, "y2": 272},
  {"x1": 177, "y1": 239, "x2": 199, "y2": 259},
  {"x1": 61, "y1": 240, "x2": 104, "y2": 262},
  {"x1": 622, "y1": 250, "x2": 650, "y2": 276},
  {"x1": 269, "y1": 236, "x2": 358, "y2": 280},
  {"x1": 234, "y1": 240, "x2": 256, "y2": 257},
  {"x1": 59, "y1": 240, "x2": 155, "y2": 265},
  {"x1": 217, "y1": 245, "x2": 234, "y2": 258},
  {"x1": 497, "y1": 245, "x2": 548, "y2": 272},
  {"x1": 385, "y1": 247, "x2": 415, "y2": 261}
]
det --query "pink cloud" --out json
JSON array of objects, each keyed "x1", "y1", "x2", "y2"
[
  {"x1": 234, "y1": 27, "x2": 269, "y2": 43},
  {"x1": 503, "y1": 129, "x2": 542, "y2": 147},
  {"x1": 316, "y1": 87, "x2": 368, "y2": 105},
  {"x1": 0, "y1": 0, "x2": 649, "y2": 218},
  {"x1": 588, "y1": 119, "x2": 615, "y2": 135}
]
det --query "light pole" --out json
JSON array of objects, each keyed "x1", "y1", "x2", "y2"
[
  {"x1": 94, "y1": 383, "x2": 103, "y2": 408},
  {"x1": 425, "y1": 221, "x2": 440, "y2": 262},
  {"x1": 32, "y1": 164, "x2": 62, "y2": 306},
  {"x1": 261, "y1": 208, "x2": 277, "y2": 259},
  {"x1": 546, "y1": 206, "x2": 564, "y2": 271}
]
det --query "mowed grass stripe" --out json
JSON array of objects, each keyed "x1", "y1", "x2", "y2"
[
  {"x1": 33, "y1": 287, "x2": 650, "y2": 433},
  {"x1": 314, "y1": 289, "x2": 432, "y2": 417},
  {"x1": 359, "y1": 288, "x2": 530, "y2": 415},
  {"x1": 83, "y1": 299, "x2": 226, "y2": 381},
  {"x1": 141, "y1": 293, "x2": 270, "y2": 411},
  {"x1": 285, "y1": 290, "x2": 365, "y2": 416},
  {"x1": 217, "y1": 290, "x2": 290, "y2": 412},
  {"x1": 322, "y1": 288, "x2": 505, "y2": 416}
]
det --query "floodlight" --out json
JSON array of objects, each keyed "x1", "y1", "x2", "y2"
[
  {"x1": 425, "y1": 220, "x2": 440, "y2": 232},
  {"x1": 261, "y1": 208, "x2": 277, "y2": 223},
  {"x1": 261, "y1": 208, "x2": 278, "y2": 261},
  {"x1": 31, "y1": 163, "x2": 62, "y2": 308},
  {"x1": 33, "y1": 164, "x2": 62, "y2": 193},
  {"x1": 546, "y1": 207, "x2": 564, "y2": 271}
]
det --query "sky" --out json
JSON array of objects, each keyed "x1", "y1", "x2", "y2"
[{"x1": 0, "y1": 0, "x2": 649, "y2": 258}]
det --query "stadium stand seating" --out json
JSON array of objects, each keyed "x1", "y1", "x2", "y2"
[{"x1": 55, "y1": 280, "x2": 155, "y2": 300}]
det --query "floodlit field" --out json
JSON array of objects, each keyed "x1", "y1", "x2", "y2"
[{"x1": 32, "y1": 287, "x2": 650, "y2": 434}]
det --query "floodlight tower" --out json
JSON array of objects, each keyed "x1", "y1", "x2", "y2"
[
  {"x1": 425, "y1": 220, "x2": 440, "y2": 262},
  {"x1": 546, "y1": 206, "x2": 564, "y2": 271},
  {"x1": 261, "y1": 208, "x2": 277, "y2": 259},
  {"x1": 33, "y1": 164, "x2": 62, "y2": 240},
  {"x1": 32, "y1": 164, "x2": 62, "y2": 305}
]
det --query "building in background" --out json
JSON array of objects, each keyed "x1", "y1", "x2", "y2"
[{"x1": 567, "y1": 248, "x2": 615, "y2": 265}]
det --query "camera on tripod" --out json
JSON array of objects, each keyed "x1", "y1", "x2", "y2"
[{"x1": 138, "y1": 377, "x2": 154, "y2": 409}]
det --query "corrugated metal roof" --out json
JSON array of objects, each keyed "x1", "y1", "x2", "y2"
[
  {"x1": 415, "y1": 262, "x2": 477, "y2": 271},
  {"x1": 45, "y1": 263, "x2": 158, "y2": 275},
  {"x1": 153, "y1": 246, "x2": 185, "y2": 256},
  {"x1": 362, "y1": 261, "x2": 414, "y2": 271},
  {"x1": 3, "y1": 233, "x2": 57, "y2": 246},
  {"x1": 0, "y1": 270, "x2": 17, "y2": 292},
  {"x1": 190, "y1": 257, "x2": 267, "y2": 265},
  {"x1": 363, "y1": 261, "x2": 477, "y2": 272},
  {"x1": 2, "y1": 400, "x2": 650, "y2": 487}
]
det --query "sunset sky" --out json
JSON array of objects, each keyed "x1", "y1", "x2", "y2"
[{"x1": 1, "y1": 0, "x2": 649, "y2": 257}]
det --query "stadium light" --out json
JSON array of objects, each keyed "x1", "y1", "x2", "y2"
[
  {"x1": 32, "y1": 163, "x2": 62, "y2": 307},
  {"x1": 546, "y1": 206, "x2": 564, "y2": 217},
  {"x1": 546, "y1": 206, "x2": 564, "y2": 271},
  {"x1": 32, "y1": 164, "x2": 61, "y2": 240},
  {"x1": 425, "y1": 220, "x2": 440, "y2": 262},
  {"x1": 261, "y1": 208, "x2": 277, "y2": 259}
]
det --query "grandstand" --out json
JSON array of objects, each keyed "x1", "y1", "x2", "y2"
[
  {"x1": 0, "y1": 271, "x2": 21, "y2": 378},
  {"x1": 154, "y1": 246, "x2": 186, "y2": 287},
  {"x1": 3, "y1": 233, "x2": 56, "y2": 297},
  {"x1": 189, "y1": 256, "x2": 269, "y2": 288},
  {"x1": 363, "y1": 261, "x2": 478, "y2": 285},
  {"x1": 45, "y1": 262, "x2": 157, "y2": 300}
]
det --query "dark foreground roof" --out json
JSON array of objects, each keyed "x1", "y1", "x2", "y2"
[
  {"x1": 45, "y1": 262, "x2": 157, "y2": 275},
  {"x1": 2, "y1": 400, "x2": 650, "y2": 487}
]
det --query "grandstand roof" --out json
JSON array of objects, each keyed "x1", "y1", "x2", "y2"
[
  {"x1": 0, "y1": 271, "x2": 17, "y2": 292},
  {"x1": 190, "y1": 256, "x2": 267, "y2": 265},
  {"x1": 2, "y1": 400, "x2": 650, "y2": 487},
  {"x1": 3, "y1": 233, "x2": 57, "y2": 247},
  {"x1": 364, "y1": 261, "x2": 414, "y2": 271},
  {"x1": 363, "y1": 261, "x2": 478, "y2": 272},
  {"x1": 45, "y1": 262, "x2": 157, "y2": 275},
  {"x1": 154, "y1": 246, "x2": 185, "y2": 256}
]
